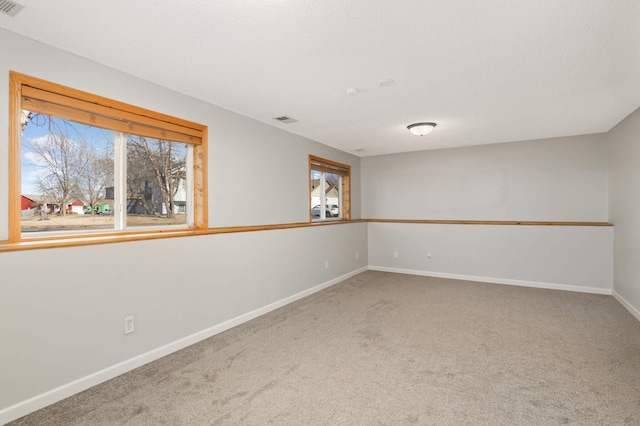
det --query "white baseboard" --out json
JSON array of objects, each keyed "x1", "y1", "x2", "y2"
[
  {"x1": 613, "y1": 290, "x2": 640, "y2": 322},
  {"x1": 368, "y1": 265, "x2": 613, "y2": 295},
  {"x1": 0, "y1": 266, "x2": 368, "y2": 425}
]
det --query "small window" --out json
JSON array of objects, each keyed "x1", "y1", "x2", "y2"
[
  {"x1": 309, "y1": 155, "x2": 350, "y2": 221},
  {"x1": 10, "y1": 72, "x2": 207, "y2": 242}
]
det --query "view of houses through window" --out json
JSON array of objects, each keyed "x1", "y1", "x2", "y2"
[
  {"x1": 21, "y1": 113, "x2": 190, "y2": 235},
  {"x1": 309, "y1": 155, "x2": 350, "y2": 221},
  {"x1": 310, "y1": 170, "x2": 341, "y2": 220}
]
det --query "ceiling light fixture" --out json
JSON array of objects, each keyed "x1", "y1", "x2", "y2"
[{"x1": 407, "y1": 122, "x2": 437, "y2": 136}]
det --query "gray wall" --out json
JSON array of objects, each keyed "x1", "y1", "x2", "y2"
[
  {"x1": 608, "y1": 107, "x2": 640, "y2": 320},
  {"x1": 362, "y1": 135, "x2": 608, "y2": 221},
  {"x1": 368, "y1": 222, "x2": 612, "y2": 292},
  {"x1": 362, "y1": 135, "x2": 613, "y2": 292},
  {"x1": 211, "y1": 114, "x2": 361, "y2": 227},
  {"x1": 0, "y1": 28, "x2": 366, "y2": 421},
  {"x1": 0, "y1": 224, "x2": 368, "y2": 418}
]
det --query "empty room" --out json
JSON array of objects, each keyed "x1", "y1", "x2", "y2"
[{"x1": 1, "y1": 1, "x2": 639, "y2": 424}]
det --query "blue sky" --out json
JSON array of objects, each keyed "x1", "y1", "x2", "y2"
[{"x1": 21, "y1": 113, "x2": 114, "y2": 195}]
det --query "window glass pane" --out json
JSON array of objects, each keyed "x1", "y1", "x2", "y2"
[
  {"x1": 21, "y1": 113, "x2": 115, "y2": 235},
  {"x1": 310, "y1": 169, "x2": 341, "y2": 221},
  {"x1": 325, "y1": 172, "x2": 341, "y2": 218},
  {"x1": 126, "y1": 136, "x2": 188, "y2": 228}
]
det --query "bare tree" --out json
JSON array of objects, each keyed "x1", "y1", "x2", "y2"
[
  {"x1": 26, "y1": 118, "x2": 90, "y2": 216},
  {"x1": 77, "y1": 151, "x2": 113, "y2": 214},
  {"x1": 127, "y1": 136, "x2": 186, "y2": 218},
  {"x1": 126, "y1": 145, "x2": 156, "y2": 214},
  {"x1": 325, "y1": 173, "x2": 340, "y2": 192}
]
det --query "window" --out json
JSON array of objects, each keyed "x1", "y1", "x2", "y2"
[
  {"x1": 309, "y1": 155, "x2": 350, "y2": 221},
  {"x1": 9, "y1": 72, "x2": 207, "y2": 242}
]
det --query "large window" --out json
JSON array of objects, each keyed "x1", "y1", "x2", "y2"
[
  {"x1": 309, "y1": 155, "x2": 350, "y2": 221},
  {"x1": 9, "y1": 72, "x2": 207, "y2": 241}
]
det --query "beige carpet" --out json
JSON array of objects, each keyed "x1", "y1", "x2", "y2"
[{"x1": 10, "y1": 271, "x2": 640, "y2": 425}]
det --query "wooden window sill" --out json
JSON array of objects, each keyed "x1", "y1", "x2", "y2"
[{"x1": 0, "y1": 220, "x2": 368, "y2": 252}]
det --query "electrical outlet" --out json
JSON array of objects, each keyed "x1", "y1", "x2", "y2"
[
  {"x1": 325, "y1": 260, "x2": 329, "y2": 269},
  {"x1": 393, "y1": 251, "x2": 399, "y2": 258},
  {"x1": 356, "y1": 251, "x2": 359, "y2": 260},
  {"x1": 427, "y1": 252, "x2": 432, "y2": 262},
  {"x1": 124, "y1": 316, "x2": 135, "y2": 335}
]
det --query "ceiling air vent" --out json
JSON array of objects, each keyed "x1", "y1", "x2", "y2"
[
  {"x1": 274, "y1": 116, "x2": 298, "y2": 124},
  {"x1": 0, "y1": 0, "x2": 24, "y2": 17}
]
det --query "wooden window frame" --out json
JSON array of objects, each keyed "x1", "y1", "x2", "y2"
[
  {"x1": 8, "y1": 71, "x2": 208, "y2": 244},
  {"x1": 309, "y1": 155, "x2": 351, "y2": 221}
]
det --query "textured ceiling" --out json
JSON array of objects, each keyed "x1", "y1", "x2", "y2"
[{"x1": 1, "y1": 1, "x2": 639, "y2": 156}]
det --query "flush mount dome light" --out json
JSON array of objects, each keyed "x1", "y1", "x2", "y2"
[{"x1": 407, "y1": 122, "x2": 437, "y2": 136}]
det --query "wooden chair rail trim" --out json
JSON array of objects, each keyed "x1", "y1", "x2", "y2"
[
  {"x1": 0, "y1": 218, "x2": 612, "y2": 253},
  {"x1": 0, "y1": 220, "x2": 366, "y2": 252},
  {"x1": 366, "y1": 219, "x2": 613, "y2": 227}
]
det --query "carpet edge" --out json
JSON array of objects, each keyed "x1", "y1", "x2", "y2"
[
  {"x1": 613, "y1": 290, "x2": 640, "y2": 322},
  {"x1": 368, "y1": 265, "x2": 613, "y2": 295}
]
